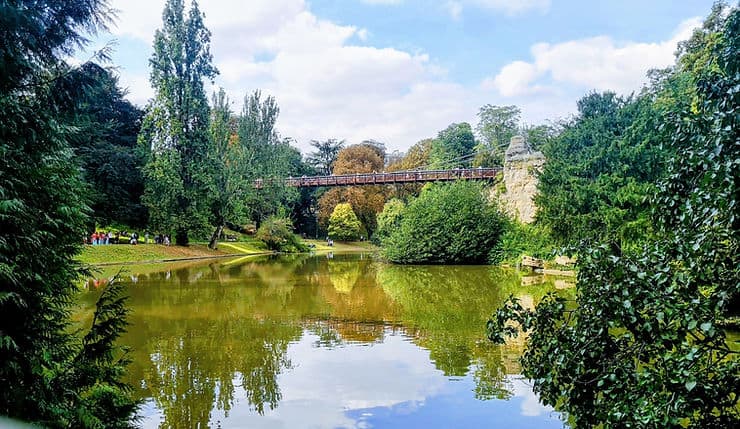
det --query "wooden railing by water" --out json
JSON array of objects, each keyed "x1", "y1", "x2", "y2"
[{"x1": 254, "y1": 167, "x2": 502, "y2": 188}]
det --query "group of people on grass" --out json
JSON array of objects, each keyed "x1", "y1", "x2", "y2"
[
  {"x1": 88, "y1": 231, "x2": 113, "y2": 245},
  {"x1": 151, "y1": 233, "x2": 171, "y2": 246},
  {"x1": 86, "y1": 231, "x2": 170, "y2": 246}
]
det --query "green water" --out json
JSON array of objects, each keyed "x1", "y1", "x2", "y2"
[{"x1": 77, "y1": 253, "x2": 570, "y2": 428}]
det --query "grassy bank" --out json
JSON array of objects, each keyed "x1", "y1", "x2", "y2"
[
  {"x1": 76, "y1": 241, "x2": 267, "y2": 265},
  {"x1": 77, "y1": 238, "x2": 377, "y2": 266}
]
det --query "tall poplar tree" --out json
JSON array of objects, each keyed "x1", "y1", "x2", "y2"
[
  {"x1": 238, "y1": 90, "x2": 297, "y2": 228},
  {"x1": 207, "y1": 89, "x2": 250, "y2": 249},
  {"x1": 141, "y1": 0, "x2": 218, "y2": 245}
]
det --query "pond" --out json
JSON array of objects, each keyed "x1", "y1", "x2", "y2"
[{"x1": 77, "y1": 253, "x2": 570, "y2": 428}]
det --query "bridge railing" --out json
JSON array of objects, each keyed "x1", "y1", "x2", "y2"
[{"x1": 254, "y1": 167, "x2": 501, "y2": 188}]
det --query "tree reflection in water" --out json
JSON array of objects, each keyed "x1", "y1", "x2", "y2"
[{"x1": 77, "y1": 254, "x2": 568, "y2": 428}]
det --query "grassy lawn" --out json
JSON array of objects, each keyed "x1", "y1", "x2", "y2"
[
  {"x1": 304, "y1": 239, "x2": 378, "y2": 252},
  {"x1": 77, "y1": 232, "x2": 377, "y2": 266},
  {"x1": 216, "y1": 241, "x2": 268, "y2": 254},
  {"x1": 77, "y1": 244, "x2": 227, "y2": 265},
  {"x1": 76, "y1": 238, "x2": 268, "y2": 265}
]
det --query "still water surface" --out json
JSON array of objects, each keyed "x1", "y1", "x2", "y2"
[{"x1": 78, "y1": 253, "x2": 569, "y2": 428}]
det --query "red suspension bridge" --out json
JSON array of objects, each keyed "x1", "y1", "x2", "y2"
[{"x1": 254, "y1": 167, "x2": 502, "y2": 188}]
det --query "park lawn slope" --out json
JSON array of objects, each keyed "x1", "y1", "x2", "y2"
[
  {"x1": 77, "y1": 241, "x2": 267, "y2": 265},
  {"x1": 78, "y1": 237, "x2": 377, "y2": 266}
]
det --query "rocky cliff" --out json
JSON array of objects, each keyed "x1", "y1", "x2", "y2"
[{"x1": 498, "y1": 136, "x2": 544, "y2": 224}]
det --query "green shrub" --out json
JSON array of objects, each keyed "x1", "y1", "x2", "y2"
[
  {"x1": 373, "y1": 198, "x2": 405, "y2": 244},
  {"x1": 256, "y1": 216, "x2": 308, "y2": 253},
  {"x1": 383, "y1": 182, "x2": 507, "y2": 264},
  {"x1": 328, "y1": 203, "x2": 361, "y2": 241},
  {"x1": 489, "y1": 221, "x2": 554, "y2": 264}
]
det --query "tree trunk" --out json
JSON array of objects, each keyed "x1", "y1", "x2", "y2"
[
  {"x1": 175, "y1": 228, "x2": 189, "y2": 246},
  {"x1": 208, "y1": 225, "x2": 223, "y2": 250}
]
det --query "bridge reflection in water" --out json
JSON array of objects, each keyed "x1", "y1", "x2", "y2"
[{"x1": 254, "y1": 167, "x2": 501, "y2": 188}]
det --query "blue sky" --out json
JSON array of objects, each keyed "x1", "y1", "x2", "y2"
[{"x1": 85, "y1": 0, "x2": 717, "y2": 152}]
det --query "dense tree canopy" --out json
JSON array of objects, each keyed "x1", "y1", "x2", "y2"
[
  {"x1": 141, "y1": 3, "x2": 303, "y2": 246},
  {"x1": 489, "y1": 5, "x2": 740, "y2": 427},
  {"x1": 387, "y1": 139, "x2": 432, "y2": 172},
  {"x1": 474, "y1": 105, "x2": 521, "y2": 167},
  {"x1": 332, "y1": 144, "x2": 384, "y2": 174},
  {"x1": 284, "y1": 144, "x2": 320, "y2": 238},
  {"x1": 306, "y1": 139, "x2": 345, "y2": 175},
  {"x1": 205, "y1": 89, "x2": 242, "y2": 248},
  {"x1": 429, "y1": 123, "x2": 477, "y2": 168},
  {"x1": 0, "y1": 1, "x2": 137, "y2": 426},
  {"x1": 386, "y1": 139, "x2": 433, "y2": 198},
  {"x1": 373, "y1": 198, "x2": 406, "y2": 244},
  {"x1": 317, "y1": 143, "x2": 389, "y2": 235},
  {"x1": 63, "y1": 62, "x2": 146, "y2": 228},
  {"x1": 535, "y1": 90, "x2": 667, "y2": 248},
  {"x1": 205, "y1": 89, "x2": 301, "y2": 247},
  {"x1": 237, "y1": 90, "x2": 299, "y2": 228}
]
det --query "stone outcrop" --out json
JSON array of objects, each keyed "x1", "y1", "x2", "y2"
[{"x1": 498, "y1": 136, "x2": 544, "y2": 224}]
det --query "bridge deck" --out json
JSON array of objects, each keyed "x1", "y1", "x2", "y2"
[{"x1": 255, "y1": 167, "x2": 501, "y2": 188}]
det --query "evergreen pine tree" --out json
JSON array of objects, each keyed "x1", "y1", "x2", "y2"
[{"x1": 0, "y1": 1, "x2": 137, "y2": 426}]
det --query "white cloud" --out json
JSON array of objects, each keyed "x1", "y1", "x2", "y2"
[
  {"x1": 100, "y1": 1, "x2": 702, "y2": 154},
  {"x1": 103, "y1": 0, "x2": 477, "y2": 152},
  {"x1": 487, "y1": 17, "x2": 702, "y2": 98},
  {"x1": 482, "y1": 60, "x2": 542, "y2": 97}
]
